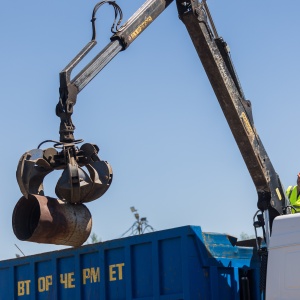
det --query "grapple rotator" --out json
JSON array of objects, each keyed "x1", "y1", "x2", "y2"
[{"x1": 13, "y1": 1, "x2": 123, "y2": 246}]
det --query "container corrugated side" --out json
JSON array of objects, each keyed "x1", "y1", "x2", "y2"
[{"x1": 0, "y1": 225, "x2": 260, "y2": 299}]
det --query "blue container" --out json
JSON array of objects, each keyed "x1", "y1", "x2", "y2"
[{"x1": 0, "y1": 226, "x2": 261, "y2": 299}]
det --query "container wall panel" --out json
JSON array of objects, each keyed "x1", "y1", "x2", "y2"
[
  {"x1": 159, "y1": 237, "x2": 183, "y2": 296},
  {"x1": 0, "y1": 267, "x2": 10, "y2": 300},
  {"x1": 36, "y1": 260, "x2": 55, "y2": 300},
  {"x1": 80, "y1": 252, "x2": 101, "y2": 299},
  {"x1": 131, "y1": 242, "x2": 153, "y2": 298},
  {"x1": 105, "y1": 247, "x2": 126, "y2": 299}
]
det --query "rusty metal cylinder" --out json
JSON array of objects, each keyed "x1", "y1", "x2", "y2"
[{"x1": 12, "y1": 194, "x2": 92, "y2": 247}]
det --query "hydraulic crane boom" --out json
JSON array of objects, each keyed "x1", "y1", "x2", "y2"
[
  {"x1": 54, "y1": 0, "x2": 289, "y2": 234},
  {"x1": 16, "y1": 0, "x2": 290, "y2": 245},
  {"x1": 123, "y1": 0, "x2": 289, "y2": 234},
  {"x1": 176, "y1": 1, "x2": 290, "y2": 230}
]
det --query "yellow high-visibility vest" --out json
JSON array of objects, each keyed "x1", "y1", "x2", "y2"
[{"x1": 286, "y1": 185, "x2": 300, "y2": 213}]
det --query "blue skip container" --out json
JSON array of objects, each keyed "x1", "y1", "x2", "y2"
[{"x1": 0, "y1": 225, "x2": 261, "y2": 299}]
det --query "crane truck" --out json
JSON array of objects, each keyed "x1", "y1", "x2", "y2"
[{"x1": 4, "y1": 0, "x2": 300, "y2": 299}]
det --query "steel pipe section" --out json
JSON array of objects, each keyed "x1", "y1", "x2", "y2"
[{"x1": 12, "y1": 194, "x2": 92, "y2": 247}]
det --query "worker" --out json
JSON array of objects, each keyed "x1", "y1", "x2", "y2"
[{"x1": 286, "y1": 173, "x2": 300, "y2": 213}]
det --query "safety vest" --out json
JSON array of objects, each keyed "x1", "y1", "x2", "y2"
[{"x1": 286, "y1": 185, "x2": 300, "y2": 213}]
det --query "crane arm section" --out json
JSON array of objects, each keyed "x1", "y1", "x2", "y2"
[
  {"x1": 55, "y1": 0, "x2": 290, "y2": 229},
  {"x1": 176, "y1": 0, "x2": 289, "y2": 228}
]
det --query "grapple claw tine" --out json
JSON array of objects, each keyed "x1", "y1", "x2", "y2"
[
  {"x1": 54, "y1": 143, "x2": 113, "y2": 204},
  {"x1": 83, "y1": 161, "x2": 113, "y2": 202},
  {"x1": 55, "y1": 164, "x2": 93, "y2": 204},
  {"x1": 16, "y1": 149, "x2": 54, "y2": 198}
]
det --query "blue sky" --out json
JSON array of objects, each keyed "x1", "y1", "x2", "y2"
[{"x1": 0, "y1": 0, "x2": 299, "y2": 259}]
